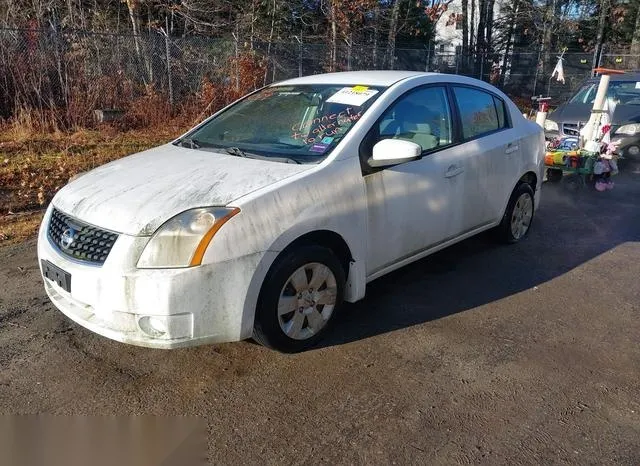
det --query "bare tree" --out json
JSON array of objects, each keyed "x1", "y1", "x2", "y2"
[
  {"x1": 628, "y1": 1, "x2": 640, "y2": 68},
  {"x1": 592, "y1": 0, "x2": 609, "y2": 70},
  {"x1": 384, "y1": 0, "x2": 402, "y2": 69}
]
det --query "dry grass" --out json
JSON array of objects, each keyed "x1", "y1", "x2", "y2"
[
  {"x1": 0, "y1": 123, "x2": 191, "y2": 245},
  {"x1": 0, "y1": 211, "x2": 44, "y2": 246}
]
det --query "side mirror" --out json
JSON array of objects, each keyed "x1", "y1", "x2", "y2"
[{"x1": 368, "y1": 139, "x2": 422, "y2": 168}]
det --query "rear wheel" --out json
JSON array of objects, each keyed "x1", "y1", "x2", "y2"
[
  {"x1": 496, "y1": 183, "x2": 535, "y2": 244},
  {"x1": 253, "y1": 245, "x2": 345, "y2": 353}
]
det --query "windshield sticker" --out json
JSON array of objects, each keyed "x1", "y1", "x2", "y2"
[
  {"x1": 636, "y1": 82, "x2": 640, "y2": 89},
  {"x1": 326, "y1": 87, "x2": 379, "y2": 106},
  {"x1": 352, "y1": 85, "x2": 369, "y2": 92},
  {"x1": 321, "y1": 136, "x2": 334, "y2": 144},
  {"x1": 309, "y1": 143, "x2": 330, "y2": 153}
]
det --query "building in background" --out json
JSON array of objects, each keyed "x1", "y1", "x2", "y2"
[{"x1": 433, "y1": 1, "x2": 506, "y2": 71}]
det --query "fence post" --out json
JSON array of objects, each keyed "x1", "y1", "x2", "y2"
[
  {"x1": 425, "y1": 41, "x2": 431, "y2": 72},
  {"x1": 299, "y1": 40, "x2": 303, "y2": 77},
  {"x1": 232, "y1": 32, "x2": 240, "y2": 91},
  {"x1": 532, "y1": 45, "x2": 542, "y2": 97},
  {"x1": 294, "y1": 35, "x2": 303, "y2": 77},
  {"x1": 164, "y1": 17, "x2": 174, "y2": 107}
]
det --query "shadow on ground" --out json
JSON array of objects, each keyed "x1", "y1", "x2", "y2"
[{"x1": 321, "y1": 161, "x2": 640, "y2": 348}]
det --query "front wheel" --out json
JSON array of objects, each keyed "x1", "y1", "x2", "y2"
[
  {"x1": 253, "y1": 245, "x2": 345, "y2": 353},
  {"x1": 496, "y1": 183, "x2": 535, "y2": 244}
]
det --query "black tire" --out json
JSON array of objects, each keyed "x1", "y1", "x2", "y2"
[
  {"x1": 546, "y1": 168, "x2": 563, "y2": 182},
  {"x1": 253, "y1": 245, "x2": 345, "y2": 353},
  {"x1": 496, "y1": 182, "x2": 535, "y2": 244},
  {"x1": 623, "y1": 145, "x2": 640, "y2": 163},
  {"x1": 562, "y1": 173, "x2": 583, "y2": 191}
]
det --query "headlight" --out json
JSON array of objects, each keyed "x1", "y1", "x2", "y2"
[
  {"x1": 615, "y1": 123, "x2": 640, "y2": 136},
  {"x1": 544, "y1": 119, "x2": 559, "y2": 132},
  {"x1": 137, "y1": 207, "x2": 240, "y2": 268}
]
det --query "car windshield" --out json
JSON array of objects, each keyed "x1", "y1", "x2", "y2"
[
  {"x1": 569, "y1": 80, "x2": 640, "y2": 106},
  {"x1": 181, "y1": 84, "x2": 385, "y2": 163}
]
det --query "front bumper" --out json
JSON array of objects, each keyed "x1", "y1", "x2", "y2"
[{"x1": 37, "y1": 207, "x2": 262, "y2": 349}]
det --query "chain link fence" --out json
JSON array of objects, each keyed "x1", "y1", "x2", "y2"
[{"x1": 1, "y1": 27, "x2": 638, "y2": 128}]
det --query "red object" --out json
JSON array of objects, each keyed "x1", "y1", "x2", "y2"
[
  {"x1": 593, "y1": 68, "x2": 625, "y2": 75},
  {"x1": 540, "y1": 102, "x2": 549, "y2": 112}
]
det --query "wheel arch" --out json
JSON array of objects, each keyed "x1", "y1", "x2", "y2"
[
  {"x1": 274, "y1": 230, "x2": 353, "y2": 276},
  {"x1": 519, "y1": 171, "x2": 538, "y2": 192},
  {"x1": 239, "y1": 228, "x2": 365, "y2": 341},
  {"x1": 497, "y1": 170, "x2": 539, "y2": 223}
]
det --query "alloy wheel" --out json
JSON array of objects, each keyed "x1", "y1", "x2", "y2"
[
  {"x1": 510, "y1": 193, "x2": 533, "y2": 240},
  {"x1": 277, "y1": 262, "x2": 337, "y2": 340}
]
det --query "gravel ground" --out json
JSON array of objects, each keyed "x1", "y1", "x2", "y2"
[{"x1": 1, "y1": 164, "x2": 639, "y2": 465}]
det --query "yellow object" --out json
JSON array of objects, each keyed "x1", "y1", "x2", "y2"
[
  {"x1": 552, "y1": 152, "x2": 565, "y2": 165},
  {"x1": 352, "y1": 85, "x2": 369, "y2": 92},
  {"x1": 190, "y1": 208, "x2": 240, "y2": 266}
]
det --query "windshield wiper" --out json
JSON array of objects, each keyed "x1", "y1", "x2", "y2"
[
  {"x1": 177, "y1": 137, "x2": 201, "y2": 149},
  {"x1": 225, "y1": 146, "x2": 301, "y2": 164},
  {"x1": 225, "y1": 146, "x2": 248, "y2": 158}
]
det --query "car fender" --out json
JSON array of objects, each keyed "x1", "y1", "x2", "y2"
[{"x1": 204, "y1": 157, "x2": 368, "y2": 340}]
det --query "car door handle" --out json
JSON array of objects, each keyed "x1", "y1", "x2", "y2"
[
  {"x1": 444, "y1": 165, "x2": 464, "y2": 178},
  {"x1": 505, "y1": 143, "x2": 519, "y2": 154}
]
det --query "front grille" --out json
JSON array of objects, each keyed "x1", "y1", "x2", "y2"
[
  {"x1": 47, "y1": 208, "x2": 118, "y2": 264},
  {"x1": 562, "y1": 122, "x2": 584, "y2": 137}
]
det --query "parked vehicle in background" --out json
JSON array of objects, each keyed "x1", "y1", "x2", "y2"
[
  {"x1": 544, "y1": 72, "x2": 640, "y2": 160},
  {"x1": 38, "y1": 71, "x2": 544, "y2": 352}
]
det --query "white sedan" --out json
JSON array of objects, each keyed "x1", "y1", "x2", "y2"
[{"x1": 38, "y1": 71, "x2": 544, "y2": 352}]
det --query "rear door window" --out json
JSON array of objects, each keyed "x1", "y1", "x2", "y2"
[
  {"x1": 453, "y1": 87, "x2": 505, "y2": 140},
  {"x1": 493, "y1": 96, "x2": 507, "y2": 129}
]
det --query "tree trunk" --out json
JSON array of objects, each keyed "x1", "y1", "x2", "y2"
[
  {"x1": 125, "y1": 0, "x2": 148, "y2": 85},
  {"x1": 629, "y1": 3, "x2": 640, "y2": 69},
  {"x1": 264, "y1": 0, "x2": 277, "y2": 85},
  {"x1": 469, "y1": 0, "x2": 475, "y2": 68},
  {"x1": 462, "y1": 0, "x2": 468, "y2": 70},
  {"x1": 542, "y1": 0, "x2": 556, "y2": 77},
  {"x1": 592, "y1": 0, "x2": 609, "y2": 73},
  {"x1": 485, "y1": 0, "x2": 495, "y2": 53},
  {"x1": 250, "y1": 0, "x2": 256, "y2": 50},
  {"x1": 66, "y1": 0, "x2": 74, "y2": 25},
  {"x1": 328, "y1": 1, "x2": 337, "y2": 71},
  {"x1": 384, "y1": 0, "x2": 402, "y2": 69},
  {"x1": 484, "y1": 0, "x2": 495, "y2": 80},
  {"x1": 499, "y1": 0, "x2": 519, "y2": 87},
  {"x1": 126, "y1": 0, "x2": 141, "y2": 56},
  {"x1": 475, "y1": 0, "x2": 486, "y2": 76},
  {"x1": 372, "y1": 3, "x2": 380, "y2": 69}
]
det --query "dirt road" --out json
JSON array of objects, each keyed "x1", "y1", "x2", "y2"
[{"x1": 1, "y1": 167, "x2": 639, "y2": 464}]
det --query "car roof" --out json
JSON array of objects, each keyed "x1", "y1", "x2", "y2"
[
  {"x1": 587, "y1": 71, "x2": 640, "y2": 83},
  {"x1": 275, "y1": 71, "x2": 435, "y2": 87}
]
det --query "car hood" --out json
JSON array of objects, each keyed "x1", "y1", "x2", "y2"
[
  {"x1": 52, "y1": 144, "x2": 312, "y2": 236},
  {"x1": 551, "y1": 103, "x2": 640, "y2": 125}
]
